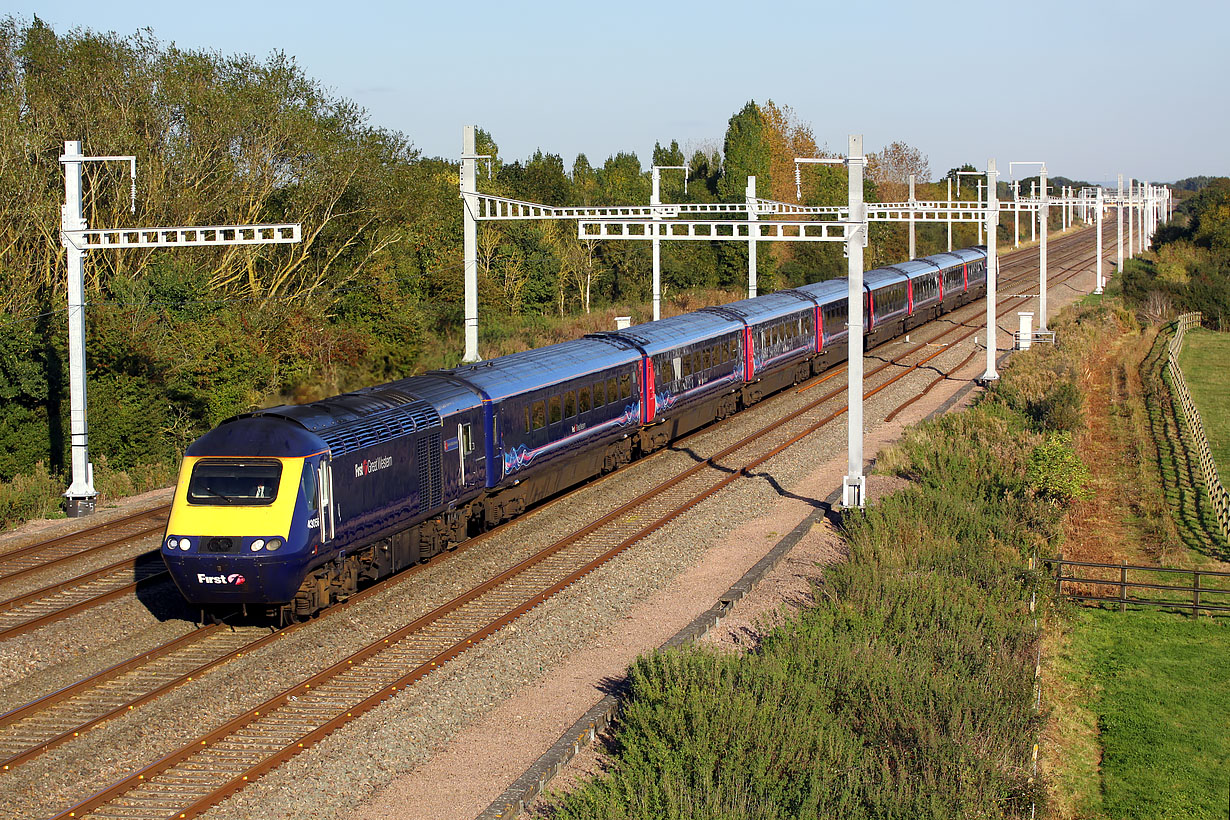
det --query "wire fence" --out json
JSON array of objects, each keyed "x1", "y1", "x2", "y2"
[{"x1": 1165, "y1": 312, "x2": 1230, "y2": 544}]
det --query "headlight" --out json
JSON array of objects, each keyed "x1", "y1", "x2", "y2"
[
  {"x1": 250, "y1": 539, "x2": 265, "y2": 552},
  {"x1": 266, "y1": 538, "x2": 282, "y2": 551}
]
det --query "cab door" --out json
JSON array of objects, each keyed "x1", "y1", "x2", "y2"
[{"x1": 317, "y1": 456, "x2": 335, "y2": 544}]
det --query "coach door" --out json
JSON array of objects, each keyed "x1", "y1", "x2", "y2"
[{"x1": 317, "y1": 457, "x2": 335, "y2": 544}]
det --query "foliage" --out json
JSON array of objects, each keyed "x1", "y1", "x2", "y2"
[
  {"x1": 1117, "y1": 179, "x2": 1230, "y2": 328},
  {"x1": 548, "y1": 359, "x2": 1080, "y2": 818},
  {"x1": 1025, "y1": 432, "x2": 1091, "y2": 504},
  {"x1": 1170, "y1": 175, "x2": 1229, "y2": 193},
  {"x1": 0, "y1": 13, "x2": 996, "y2": 515},
  {"x1": 0, "y1": 461, "x2": 64, "y2": 528},
  {"x1": 867, "y1": 140, "x2": 930, "y2": 201}
]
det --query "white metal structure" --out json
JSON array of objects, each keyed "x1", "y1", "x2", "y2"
[
  {"x1": 1095, "y1": 186, "x2": 1105, "y2": 294},
  {"x1": 983, "y1": 160, "x2": 1000, "y2": 381},
  {"x1": 58, "y1": 140, "x2": 301, "y2": 516},
  {"x1": 1009, "y1": 162, "x2": 1050, "y2": 329},
  {"x1": 955, "y1": 171, "x2": 986, "y2": 244},
  {"x1": 651, "y1": 164, "x2": 687, "y2": 320},
  {"x1": 460, "y1": 125, "x2": 770, "y2": 362}
]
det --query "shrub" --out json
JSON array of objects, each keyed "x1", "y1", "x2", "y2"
[
  {"x1": 551, "y1": 396, "x2": 1067, "y2": 819},
  {"x1": 0, "y1": 462, "x2": 64, "y2": 529},
  {"x1": 1025, "y1": 433, "x2": 1091, "y2": 504}
]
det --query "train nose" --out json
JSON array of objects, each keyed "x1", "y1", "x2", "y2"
[{"x1": 162, "y1": 549, "x2": 304, "y2": 605}]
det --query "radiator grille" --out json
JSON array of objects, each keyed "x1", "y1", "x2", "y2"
[{"x1": 417, "y1": 432, "x2": 443, "y2": 510}]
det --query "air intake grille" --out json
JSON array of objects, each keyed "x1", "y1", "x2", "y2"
[
  {"x1": 417, "y1": 432, "x2": 443, "y2": 510},
  {"x1": 313, "y1": 398, "x2": 442, "y2": 456}
]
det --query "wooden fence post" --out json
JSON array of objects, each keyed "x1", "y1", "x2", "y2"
[
  {"x1": 1119, "y1": 560, "x2": 1128, "y2": 613},
  {"x1": 1194, "y1": 571, "x2": 1201, "y2": 615},
  {"x1": 1055, "y1": 552, "x2": 1064, "y2": 597}
]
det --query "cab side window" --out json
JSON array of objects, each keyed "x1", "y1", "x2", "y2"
[{"x1": 301, "y1": 463, "x2": 319, "y2": 512}]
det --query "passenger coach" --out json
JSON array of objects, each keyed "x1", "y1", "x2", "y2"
[{"x1": 163, "y1": 245, "x2": 990, "y2": 620}]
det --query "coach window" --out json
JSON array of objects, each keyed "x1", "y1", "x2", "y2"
[
  {"x1": 703, "y1": 347, "x2": 711, "y2": 371},
  {"x1": 593, "y1": 381, "x2": 605, "y2": 407},
  {"x1": 682, "y1": 354, "x2": 692, "y2": 379},
  {"x1": 460, "y1": 423, "x2": 474, "y2": 455},
  {"x1": 607, "y1": 377, "x2": 619, "y2": 403},
  {"x1": 549, "y1": 396, "x2": 562, "y2": 425},
  {"x1": 524, "y1": 406, "x2": 532, "y2": 434},
  {"x1": 531, "y1": 401, "x2": 546, "y2": 431},
  {"x1": 564, "y1": 390, "x2": 576, "y2": 418},
  {"x1": 620, "y1": 372, "x2": 632, "y2": 399},
  {"x1": 692, "y1": 350, "x2": 702, "y2": 374},
  {"x1": 579, "y1": 386, "x2": 591, "y2": 413}
]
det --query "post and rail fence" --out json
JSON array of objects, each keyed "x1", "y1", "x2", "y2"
[
  {"x1": 1048, "y1": 555, "x2": 1230, "y2": 615},
  {"x1": 1164, "y1": 312, "x2": 1230, "y2": 544}
]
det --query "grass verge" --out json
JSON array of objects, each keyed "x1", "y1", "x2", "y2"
[
  {"x1": 1051, "y1": 607, "x2": 1230, "y2": 820},
  {"x1": 1177, "y1": 327, "x2": 1230, "y2": 483}
]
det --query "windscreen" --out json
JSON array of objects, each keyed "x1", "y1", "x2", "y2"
[{"x1": 187, "y1": 459, "x2": 283, "y2": 506}]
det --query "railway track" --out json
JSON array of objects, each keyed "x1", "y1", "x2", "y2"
[
  {"x1": 0, "y1": 227, "x2": 1108, "y2": 786},
  {"x1": 0, "y1": 507, "x2": 167, "y2": 582},
  {"x1": 0, "y1": 506, "x2": 171, "y2": 641},
  {"x1": 0, "y1": 227, "x2": 1103, "y2": 647},
  {"x1": 37, "y1": 228, "x2": 1108, "y2": 820}
]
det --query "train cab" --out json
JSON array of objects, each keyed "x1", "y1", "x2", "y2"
[{"x1": 162, "y1": 415, "x2": 334, "y2": 607}]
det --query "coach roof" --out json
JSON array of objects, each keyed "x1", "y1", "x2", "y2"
[{"x1": 445, "y1": 336, "x2": 642, "y2": 402}]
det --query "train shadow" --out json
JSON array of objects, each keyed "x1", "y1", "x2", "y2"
[{"x1": 132, "y1": 551, "x2": 204, "y2": 624}]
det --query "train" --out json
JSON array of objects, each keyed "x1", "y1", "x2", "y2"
[{"x1": 162, "y1": 245, "x2": 988, "y2": 620}]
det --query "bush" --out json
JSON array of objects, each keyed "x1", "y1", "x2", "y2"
[
  {"x1": 1025, "y1": 433, "x2": 1091, "y2": 504},
  {"x1": 0, "y1": 462, "x2": 64, "y2": 529},
  {"x1": 551, "y1": 393, "x2": 1068, "y2": 819}
]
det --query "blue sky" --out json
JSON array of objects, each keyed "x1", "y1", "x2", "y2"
[{"x1": 24, "y1": 0, "x2": 1228, "y2": 183}]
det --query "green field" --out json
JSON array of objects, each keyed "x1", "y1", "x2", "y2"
[
  {"x1": 1178, "y1": 328, "x2": 1230, "y2": 481},
  {"x1": 1057, "y1": 608, "x2": 1230, "y2": 820}
]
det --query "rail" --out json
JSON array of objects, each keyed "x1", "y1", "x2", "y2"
[
  {"x1": 1164, "y1": 312, "x2": 1230, "y2": 543},
  {"x1": 1048, "y1": 555, "x2": 1230, "y2": 615}
]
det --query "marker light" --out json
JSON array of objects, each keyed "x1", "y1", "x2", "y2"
[
  {"x1": 166, "y1": 537, "x2": 178, "y2": 550},
  {"x1": 266, "y1": 538, "x2": 283, "y2": 551}
]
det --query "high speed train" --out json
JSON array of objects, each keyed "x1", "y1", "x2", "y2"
[{"x1": 162, "y1": 246, "x2": 987, "y2": 620}]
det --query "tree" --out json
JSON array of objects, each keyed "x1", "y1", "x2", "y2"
[
  {"x1": 761, "y1": 100, "x2": 823, "y2": 204},
  {"x1": 867, "y1": 140, "x2": 930, "y2": 202},
  {"x1": 717, "y1": 102, "x2": 773, "y2": 289}
]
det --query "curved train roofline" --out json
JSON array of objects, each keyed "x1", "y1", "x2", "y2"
[{"x1": 164, "y1": 244, "x2": 990, "y2": 619}]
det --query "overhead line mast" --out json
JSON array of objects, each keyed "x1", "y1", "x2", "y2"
[{"x1": 59, "y1": 140, "x2": 302, "y2": 516}]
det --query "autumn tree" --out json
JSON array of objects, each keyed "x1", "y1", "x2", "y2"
[{"x1": 867, "y1": 140, "x2": 931, "y2": 202}]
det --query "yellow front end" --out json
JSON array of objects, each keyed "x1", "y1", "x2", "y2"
[{"x1": 162, "y1": 455, "x2": 310, "y2": 605}]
